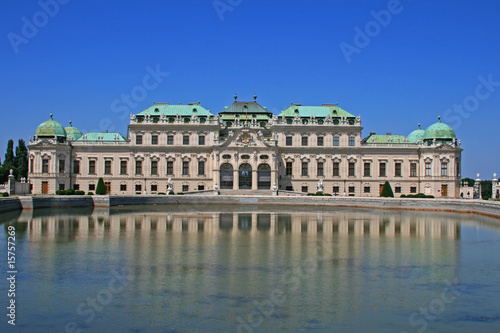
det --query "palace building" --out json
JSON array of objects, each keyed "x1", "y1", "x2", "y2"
[{"x1": 27, "y1": 95, "x2": 462, "y2": 197}]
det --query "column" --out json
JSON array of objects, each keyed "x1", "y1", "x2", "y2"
[{"x1": 252, "y1": 170, "x2": 258, "y2": 190}]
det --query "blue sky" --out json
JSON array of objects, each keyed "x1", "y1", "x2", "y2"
[{"x1": 1, "y1": 0, "x2": 499, "y2": 178}]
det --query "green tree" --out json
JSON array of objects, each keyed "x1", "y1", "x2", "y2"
[
  {"x1": 95, "y1": 177, "x2": 107, "y2": 195},
  {"x1": 0, "y1": 140, "x2": 16, "y2": 183},
  {"x1": 461, "y1": 178, "x2": 475, "y2": 187},
  {"x1": 380, "y1": 181, "x2": 394, "y2": 198},
  {"x1": 14, "y1": 139, "x2": 28, "y2": 181}
]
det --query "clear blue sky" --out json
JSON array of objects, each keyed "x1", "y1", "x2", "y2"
[{"x1": 1, "y1": 0, "x2": 499, "y2": 179}]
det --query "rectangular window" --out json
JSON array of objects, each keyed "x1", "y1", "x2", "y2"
[
  {"x1": 59, "y1": 184, "x2": 65, "y2": 191},
  {"x1": 151, "y1": 184, "x2": 158, "y2": 192},
  {"x1": 167, "y1": 161, "x2": 173, "y2": 175},
  {"x1": 286, "y1": 162, "x2": 292, "y2": 176},
  {"x1": 317, "y1": 162, "x2": 324, "y2": 177},
  {"x1": 135, "y1": 184, "x2": 142, "y2": 192},
  {"x1": 301, "y1": 161, "x2": 308, "y2": 176},
  {"x1": 29, "y1": 158, "x2": 34, "y2": 173},
  {"x1": 395, "y1": 186, "x2": 402, "y2": 193},
  {"x1": 151, "y1": 135, "x2": 158, "y2": 145},
  {"x1": 136, "y1": 135, "x2": 142, "y2": 145},
  {"x1": 89, "y1": 184, "x2": 96, "y2": 191},
  {"x1": 410, "y1": 163, "x2": 417, "y2": 177},
  {"x1": 348, "y1": 162, "x2": 355, "y2": 177},
  {"x1": 198, "y1": 185, "x2": 205, "y2": 191},
  {"x1": 317, "y1": 136, "x2": 324, "y2": 146},
  {"x1": 104, "y1": 160, "x2": 112, "y2": 175},
  {"x1": 349, "y1": 186, "x2": 355, "y2": 193},
  {"x1": 410, "y1": 186, "x2": 417, "y2": 193},
  {"x1": 120, "y1": 184, "x2": 127, "y2": 191},
  {"x1": 441, "y1": 162, "x2": 448, "y2": 176},
  {"x1": 59, "y1": 159, "x2": 65, "y2": 174},
  {"x1": 73, "y1": 184, "x2": 80, "y2": 191},
  {"x1": 182, "y1": 185, "x2": 189, "y2": 192},
  {"x1": 88, "y1": 160, "x2": 96, "y2": 174},
  {"x1": 364, "y1": 186, "x2": 371, "y2": 193},
  {"x1": 302, "y1": 136, "x2": 308, "y2": 146},
  {"x1": 364, "y1": 162, "x2": 371, "y2": 177},
  {"x1": 286, "y1": 136, "x2": 292, "y2": 146},
  {"x1": 182, "y1": 161, "x2": 189, "y2": 175},
  {"x1": 333, "y1": 136, "x2": 339, "y2": 146},
  {"x1": 379, "y1": 162, "x2": 386, "y2": 177},
  {"x1": 349, "y1": 137, "x2": 355, "y2": 146},
  {"x1": 333, "y1": 186, "x2": 340, "y2": 194},
  {"x1": 198, "y1": 161, "x2": 205, "y2": 175},
  {"x1": 120, "y1": 160, "x2": 127, "y2": 175},
  {"x1": 135, "y1": 160, "x2": 142, "y2": 175},
  {"x1": 198, "y1": 136, "x2": 205, "y2": 145},
  {"x1": 183, "y1": 135, "x2": 189, "y2": 145},
  {"x1": 395, "y1": 162, "x2": 402, "y2": 177},
  {"x1": 42, "y1": 159, "x2": 49, "y2": 173},
  {"x1": 425, "y1": 162, "x2": 432, "y2": 176},
  {"x1": 151, "y1": 160, "x2": 158, "y2": 175},
  {"x1": 301, "y1": 186, "x2": 308, "y2": 193},
  {"x1": 73, "y1": 160, "x2": 80, "y2": 174},
  {"x1": 333, "y1": 162, "x2": 340, "y2": 176},
  {"x1": 167, "y1": 135, "x2": 174, "y2": 145}
]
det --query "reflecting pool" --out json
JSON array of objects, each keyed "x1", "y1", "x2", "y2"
[{"x1": 1, "y1": 204, "x2": 500, "y2": 333}]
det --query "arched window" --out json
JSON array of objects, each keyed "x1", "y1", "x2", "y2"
[
  {"x1": 258, "y1": 164, "x2": 271, "y2": 189},
  {"x1": 220, "y1": 163, "x2": 233, "y2": 189},
  {"x1": 239, "y1": 163, "x2": 252, "y2": 189}
]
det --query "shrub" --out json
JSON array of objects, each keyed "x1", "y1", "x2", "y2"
[
  {"x1": 324, "y1": 193, "x2": 332, "y2": 196},
  {"x1": 168, "y1": 191, "x2": 175, "y2": 195},
  {"x1": 56, "y1": 190, "x2": 64, "y2": 195},
  {"x1": 177, "y1": 192, "x2": 184, "y2": 195},
  {"x1": 483, "y1": 195, "x2": 490, "y2": 200},
  {"x1": 158, "y1": 192, "x2": 166, "y2": 195},
  {"x1": 400, "y1": 194, "x2": 406, "y2": 198},
  {"x1": 87, "y1": 191, "x2": 94, "y2": 195},
  {"x1": 75, "y1": 190, "x2": 85, "y2": 195},
  {"x1": 95, "y1": 177, "x2": 106, "y2": 195},
  {"x1": 380, "y1": 181, "x2": 394, "y2": 198},
  {"x1": 1, "y1": 192, "x2": 9, "y2": 197},
  {"x1": 65, "y1": 188, "x2": 75, "y2": 195},
  {"x1": 307, "y1": 193, "x2": 315, "y2": 196}
]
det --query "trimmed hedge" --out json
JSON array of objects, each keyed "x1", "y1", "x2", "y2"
[
  {"x1": 1, "y1": 192, "x2": 9, "y2": 197},
  {"x1": 380, "y1": 181, "x2": 394, "y2": 198},
  {"x1": 401, "y1": 193, "x2": 435, "y2": 198},
  {"x1": 95, "y1": 178, "x2": 106, "y2": 195}
]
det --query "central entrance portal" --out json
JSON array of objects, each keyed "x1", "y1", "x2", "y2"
[{"x1": 239, "y1": 163, "x2": 252, "y2": 189}]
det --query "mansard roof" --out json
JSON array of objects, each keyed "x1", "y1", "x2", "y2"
[
  {"x1": 362, "y1": 134, "x2": 408, "y2": 144},
  {"x1": 75, "y1": 132, "x2": 127, "y2": 142},
  {"x1": 219, "y1": 101, "x2": 272, "y2": 115},
  {"x1": 279, "y1": 104, "x2": 355, "y2": 118},
  {"x1": 136, "y1": 103, "x2": 213, "y2": 117}
]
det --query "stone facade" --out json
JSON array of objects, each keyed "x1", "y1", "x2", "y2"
[{"x1": 28, "y1": 98, "x2": 462, "y2": 197}]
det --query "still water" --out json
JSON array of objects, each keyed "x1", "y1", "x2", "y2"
[{"x1": 1, "y1": 204, "x2": 500, "y2": 333}]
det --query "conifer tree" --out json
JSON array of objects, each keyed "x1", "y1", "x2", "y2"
[
  {"x1": 380, "y1": 181, "x2": 394, "y2": 197},
  {"x1": 15, "y1": 139, "x2": 28, "y2": 181},
  {"x1": 95, "y1": 177, "x2": 107, "y2": 195}
]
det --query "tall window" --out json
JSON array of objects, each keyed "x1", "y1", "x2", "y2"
[
  {"x1": 317, "y1": 162, "x2": 324, "y2": 177},
  {"x1": 198, "y1": 161, "x2": 205, "y2": 175},
  {"x1": 167, "y1": 135, "x2": 174, "y2": 145},
  {"x1": 120, "y1": 160, "x2": 127, "y2": 175},
  {"x1": 183, "y1": 135, "x2": 189, "y2": 145},
  {"x1": 104, "y1": 160, "x2": 112, "y2": 175},
  {"x1": 286, "y1": 136, "x2": 292, "y2": 146},
  {"x1": 364, "y1": 162, "x2": 370, "y2": 177},
  {"x1": 441, "y1": 162, "x2": 448, "y2": 176},
  {"x1": 88, "y1": 160, "x2": 96, "y2": 174},
  {"x1": 198, "y1": 135, "x2": 205, "y2": 145},
  {"x1": 349, "y1": 137, "x2": 355, "y2": 146},
  {"x1": 167, "y1": 161, "x2": 173, "y2": 175},
  {"x1": 379, "y1": 162, "x2": 386, "y2": 177},
  {"x1": 135, "y1": 160, "x2": 142, "y2": 175},
  {"x1": 286, "y1": 162, "x2": 292, "y2": 176},
  {"x1": 136, "y1": 135, "x2": 142, "y2": 145},
  {"x1": 410, "y1": 163, "x2": 417, "y2": 177},
  {"x1": 348, "y1": 186, "x2": 355, "y2": 194},
  {"x1": 348, "y1": 162, "x2": 355, "y2": 176},
  {"x1": 73, "y1": 160, "x2": 80, "y2": 174},
  {"x1": 317, "y1": 136, "x2": 324, "y2": 146},
  {"x1": 301, "y1": 161, "x2": 308, "y2": 176},
  {"x1": 301, "y1": 136, "x2": 308, "y2": 146},
  {"x1": 425, "y1": 162, "x2": 432, "y2": 176},
  {"x1": 182, "y1": 161, "x2": 189, "y2": 175},
  {"x1": 151, "y1": 135, "x2": 158, "y2": 145},
  {"x1": 151, "y1": 160, "x2": 158, "y2": 175},
  {"x1": 120, "y1": 184, "x2": 127, "y2": 191},
  {"x1": 333, "y1": 162, "x2": 340, "y2": 176},
  {"x1": 58, "y1": 159, "x2": 65, "y2": 174},
  {"x1": 333, "y1": 186, "x2": 340, "y2": 194},
  {"x1": 395, "y1": 162, "x2": 402, "y2": 177},
  {"x1": 333, "y1": 136, "x2": 339, "y2": 146},
  {"x1": 30, "y1": 158, "x2": 34, "y2": 173}
]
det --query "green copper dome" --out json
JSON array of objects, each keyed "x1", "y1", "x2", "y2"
[
  {"x1": 65, "y1": 121, "x2": 83, "y2": 141},
  {"x1": 35, "y1": 113, "x2": 67, "y2": 138},
  {"x1": 408, "y1": 123, "x2": 425, "y2": 143},
  {"x1": 423, "y1": 116, "x2": 456, "y2": 141}
]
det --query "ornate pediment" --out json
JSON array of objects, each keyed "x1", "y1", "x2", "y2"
[{"x1": 219, "y1": 128, "x2": 271, "y2": 148}]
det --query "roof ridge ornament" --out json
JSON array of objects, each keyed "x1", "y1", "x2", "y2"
[
  {"x1": 50, "y1": 113, "x2": 53, "y2": 120},
  {"x1": 234, "y1": 93, "x2": 238, "y2": 101},
  {"x1": 254, "y1": 93, "x2": 257, "y2": 101}
]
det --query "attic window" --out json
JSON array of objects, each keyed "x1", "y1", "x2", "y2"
[
  {"x1": 168, "y1": 117, "x2": 175, "y2": 123},
  {"x1": 348, "y1": 119, "x2": 354, "y2": 125},
  {"x1": 286, "y1": 118, "x2": 293, "y2": 124},
  {"x1": 199, "y1": 117, "x2": 206, "y2": 123},
  {"x1": 332, "y1": 110, "x2": 337, "y2": 114},
  {"x1": 222, "y1": 154, "x2": 231, "y2": 159},
  {"x1": 244, "y1": 105, "x2": 248, "y2": 109},
  {"x1": 193, "y1": 108, "x2": 197, "y2": 112},
  {"x1": 318, "y1": 119, "x2": 324, "y2": 125},
  {"x1": 294, "y1": 109, "x2": 299, "y2": 113},
  {"x1": 333, "y1": 119, "x2": 339, "y2": 125},
  {"x1": 184, "y1": 118, "x2": 190, "y2": 123},
  {"x1": 154, "y1": 108, "x2": 159, "y2": 112},
  {"x1": 241, "y1": 155, "x2": 250, "y2": 160},
  {"x1": 302, "y1": 119, "x2": 308, "y2": 124}
]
